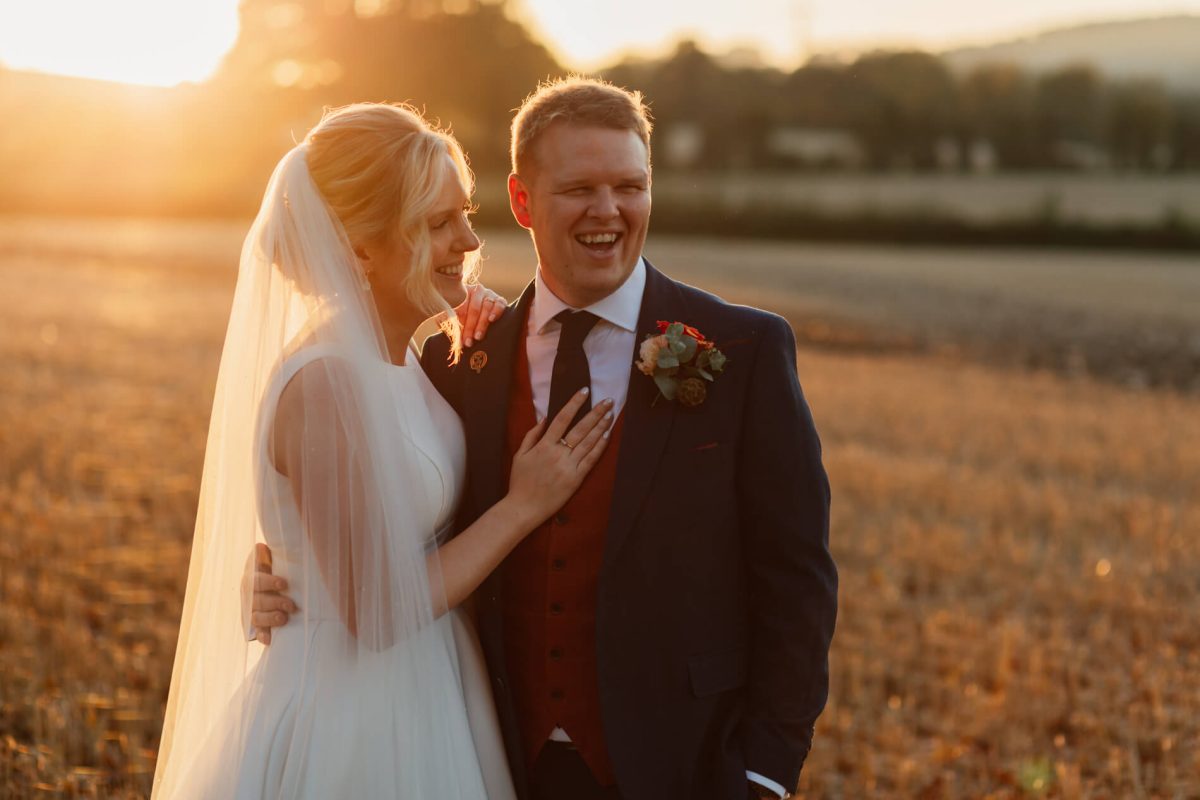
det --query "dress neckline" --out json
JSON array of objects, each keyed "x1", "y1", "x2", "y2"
[{"x1": 388, "y1": 340, "x2": 421, "y2": 370}]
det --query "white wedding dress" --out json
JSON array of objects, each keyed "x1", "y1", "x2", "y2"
[
  {"x1": 153, "y1": 143, "x2": 513, "y2": 800},
  {"x1": 167, "y1": 347, "x2": 515, "y2": 800}
]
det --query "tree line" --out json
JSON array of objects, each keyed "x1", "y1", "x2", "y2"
[
  {"x1": 605, "y1": 41, "x2": 1200, "y2": 173},
  {"x1": 194, "y1": 0, "x2": 1200, "y2": 176},
  {"x1": 1, "y1": 0, "x2": 1196, "y2": 222}
]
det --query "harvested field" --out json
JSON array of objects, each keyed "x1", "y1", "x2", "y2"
[{"x1": 0, "y1": 217, "x2": 1197, "y2": 798}]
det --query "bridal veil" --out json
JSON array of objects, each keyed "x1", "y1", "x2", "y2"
[{"x1": 152, "y1": 130, "x2": 491, "y2": 797}]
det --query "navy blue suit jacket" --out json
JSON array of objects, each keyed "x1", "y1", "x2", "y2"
[{"x1": 421, "y1": 261, "x2": 837, "y2": 800}]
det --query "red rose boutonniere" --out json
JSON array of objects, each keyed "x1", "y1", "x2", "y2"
[{"x1": 635, "y1": 320, "x2": 727, "y2": 407}]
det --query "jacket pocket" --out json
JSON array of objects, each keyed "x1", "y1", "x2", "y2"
[{"x1": 688, "y1": 646, "x2": 748, "y2": 698}]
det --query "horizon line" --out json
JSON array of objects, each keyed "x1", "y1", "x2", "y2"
[{"x1": 1, "y1": 9, "x2": 1194, "y2": 90}]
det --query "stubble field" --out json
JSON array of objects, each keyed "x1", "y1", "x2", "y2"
[{"x1": 0, "y1": 217, "x2": 1197, "y2": 798}]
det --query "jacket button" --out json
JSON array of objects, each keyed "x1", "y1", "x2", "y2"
[
  {"x1": 549, "y1": 648, "x2": 563, "y2": 660},
  {"x1": 550, "y1": 689, "x2": 564, "y2": 700},
  {"x1": 551, "y1": 558, "x2": 566, "y2": 571},
  {"x1": 553, "y1": 512, "x2": 569, "y2": 526},
  {"x1": 549, "y1": 602, "x2": 564, "y2": 615}
]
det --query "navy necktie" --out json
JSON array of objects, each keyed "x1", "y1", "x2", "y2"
[{"x1": 547, "y1": 310, "x2": 600, "y2": 431}]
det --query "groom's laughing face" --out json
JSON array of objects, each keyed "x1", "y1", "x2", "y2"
[{"x1": 508, "y1": 122, "x2": 651, "y2": 308}]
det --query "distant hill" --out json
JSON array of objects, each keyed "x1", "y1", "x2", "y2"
[{"x1": 943, "y1": 15, "x2": 1200, "y2": 90}]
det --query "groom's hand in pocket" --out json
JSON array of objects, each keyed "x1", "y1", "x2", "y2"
[{"x1": 246, "y1": 543, "x2": 298, "y2": 645}]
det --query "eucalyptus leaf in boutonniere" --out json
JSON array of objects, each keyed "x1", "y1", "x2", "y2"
[{"x1": 635, "y1": 320, "x2": 727, "y2": 407}]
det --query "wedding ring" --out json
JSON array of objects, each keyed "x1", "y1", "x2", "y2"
[{"x1": 558, "y1": 438, "x2": 574, "y2": 450}]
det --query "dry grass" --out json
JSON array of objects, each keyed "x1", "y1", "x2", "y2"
[
  {"x1": 0, "y1": 218, "x2": 1197, "y2": 798},
  {"x1": 794, "y1": 350, "x2": 1199, "y2": 798}
]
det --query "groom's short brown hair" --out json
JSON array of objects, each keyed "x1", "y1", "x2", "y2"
[{"x1": 510, "y1": 76, "x2": 653, "y2": 175}]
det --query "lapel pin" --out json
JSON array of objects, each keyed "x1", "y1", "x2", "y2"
[{"x1": 469, "y1": 350, "x2": 488, "y2": 373}]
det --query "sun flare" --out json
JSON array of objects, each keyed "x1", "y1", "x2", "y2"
[
  {"x1": 3, "y1": 0, "x2": 1200, "y2": 89},
  {"x1": 0, "y1": 0, "x2": 240, "y2": 87}
]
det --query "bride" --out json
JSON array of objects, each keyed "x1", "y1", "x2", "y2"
[{"x1": 152, "y1": 103, "x2": 613, "y2": 798}]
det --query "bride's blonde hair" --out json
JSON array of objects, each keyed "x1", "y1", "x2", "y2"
[{"x1": 304, "y1": 102, "x2": 478, "y2": 360}]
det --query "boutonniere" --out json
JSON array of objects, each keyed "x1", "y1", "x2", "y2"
[{"x1": 635, "y1": 320, "x2": 727, "y2": 407}]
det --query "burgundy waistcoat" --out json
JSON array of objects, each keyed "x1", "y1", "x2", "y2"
[{"x1": 502, "y1": 333, "x2": 625, "y2": 785}]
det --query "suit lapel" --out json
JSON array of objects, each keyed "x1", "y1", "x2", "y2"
[
  {"x1": 464, "y1": 280, "x2": 534, "y2": 516},
  {"x1": 465, "y1": 266, "x2": 686, "y2": 566},
  {"x1": 604, "y1": 262, "x2": 686, "y2": 569}
]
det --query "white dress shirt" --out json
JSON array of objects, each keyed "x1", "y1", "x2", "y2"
[
  {"x1": 524, "y1": 258, "x2": 786, "y2": 798},
  {"x1": 525, "y1": 257, "x2": 645, "y2": 423}
]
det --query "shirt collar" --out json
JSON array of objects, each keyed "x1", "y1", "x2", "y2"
[{"x1": 529, "y1": 257, "x2": 646, "y2": 335}]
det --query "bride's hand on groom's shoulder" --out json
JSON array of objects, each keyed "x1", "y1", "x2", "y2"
[
  {"x1": 245, "y1": 543, "x2": 298, "y2": 646},
  {"x1": 456, "y1": 284, "x2": 508, "y2": 348}
]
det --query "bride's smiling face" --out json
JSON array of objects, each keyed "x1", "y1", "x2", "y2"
[{"x1": 361, "y1": 156, "x2": 480, "y2": 314}]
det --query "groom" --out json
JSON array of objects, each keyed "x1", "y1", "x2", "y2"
[
  {"x1": 428, "y1": 78, "x2": 836, "y2": 800},
  {"x1": 259, "y1": 78, "x2": 836, "y2": 799}
]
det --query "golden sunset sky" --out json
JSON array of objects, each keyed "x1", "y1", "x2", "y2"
[{"x1": 1, "y1": 0, "x2": 1198, "y2": 86}]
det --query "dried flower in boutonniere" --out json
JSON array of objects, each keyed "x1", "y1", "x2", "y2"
[{"x1": 635, "y1": 320, "x2": 727, "y2": 407}]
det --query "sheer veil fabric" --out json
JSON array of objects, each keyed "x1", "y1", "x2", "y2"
[{"x1": 152, "y1": 145, "x2": 500, "y2": 798}]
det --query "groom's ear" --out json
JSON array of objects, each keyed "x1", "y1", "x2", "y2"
[{"x1": 507, "y1": 173, "x2": 533, "y2": 230}]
